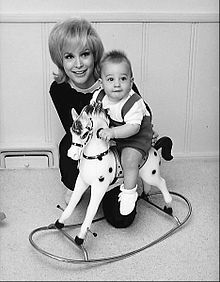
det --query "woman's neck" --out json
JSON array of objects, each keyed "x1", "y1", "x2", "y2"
[{"x1": 69, "y1": 80, "x2": 101, "y2": 94}]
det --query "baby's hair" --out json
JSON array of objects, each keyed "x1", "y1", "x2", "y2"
[
  {"x1": 100, "y1": 50, "x2": 133, "y2": 77},
  {"x1": 48, "y1": 18, "x2": 104, "y2": 83}
]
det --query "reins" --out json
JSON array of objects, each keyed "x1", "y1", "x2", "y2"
[
  {"x1": 79, "y1": 116, "x2": 110, "y2": 162},
  {"x1": 83, "y1": 149, "x2": 110, "y2": 161},
  {"x1": 71, "y1": 142, "x2": 83, "y2": 148}
]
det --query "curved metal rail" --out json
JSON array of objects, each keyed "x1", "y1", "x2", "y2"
[{"x1": 29, "y1": 191, "x2": 192, "y2": 264}]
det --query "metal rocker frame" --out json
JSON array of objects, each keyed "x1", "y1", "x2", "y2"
[{"x1": 29, "y1": 191, "x2": 192, "y2": 264}]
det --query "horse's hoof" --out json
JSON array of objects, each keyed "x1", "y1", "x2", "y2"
[
  {"x1": 75, "y1": 236, "x2": 84, "y2": 245},
  {"x1": 164, "y1": 206, "x2": 173, "y2": 215},
  {"x1": 54, "y1": 220, "x2": 64, "y2": 229}
]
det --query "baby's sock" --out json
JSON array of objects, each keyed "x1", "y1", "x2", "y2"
[{"x1": 118, "y1": 184, "x2": 138, "y2": 215}]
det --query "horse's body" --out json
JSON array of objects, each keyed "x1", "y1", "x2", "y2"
[{"x1": 56, "y1": 103, "x2": 173, "y2": 245}]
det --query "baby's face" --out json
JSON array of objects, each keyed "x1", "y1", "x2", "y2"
[{"x1": 101, "y1": 61, "x2": 133, "y2": 103}]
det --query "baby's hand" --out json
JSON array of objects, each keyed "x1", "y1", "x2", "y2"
[{"x1": 99, "y1": 128, "x2": 114, "y2": 142}]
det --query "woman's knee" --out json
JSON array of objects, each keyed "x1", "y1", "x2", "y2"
[
  {"x1": 102, "y1": 187, "x2": 137, "y2": 228},
  {"x1": 59, "y1": 152, "x2": 79, "y2": 190}
]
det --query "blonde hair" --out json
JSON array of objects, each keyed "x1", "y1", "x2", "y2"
[{"x1": 48, "y1": 18, "x2": 104, "y2": 83}]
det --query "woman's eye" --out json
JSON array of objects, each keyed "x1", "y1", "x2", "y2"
[
  {"x1": 64, "y1": 54, "x2": 73, "y2": 59},
  {"x1": 81, "y1": 51, "x2": 90, "y2": 57}
]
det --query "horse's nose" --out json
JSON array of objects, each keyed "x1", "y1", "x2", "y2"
[{"x1": 67, "y1": 147, "x2": 79, "y2": 160}]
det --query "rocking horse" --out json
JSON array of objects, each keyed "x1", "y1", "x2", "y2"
[{"x1": 54, "y1": 102, "x2": 174, "y2": 245}]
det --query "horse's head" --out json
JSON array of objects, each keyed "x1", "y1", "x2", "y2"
[
  {"x1": 87, "y1": 101, "x2": 110, "y2": 129},
  {"x1": 67, "y1": 108, "x2": 93, "y2": 160},
  {"x1": 67, "y1": 102, "x2": 110, "y2": 160}
]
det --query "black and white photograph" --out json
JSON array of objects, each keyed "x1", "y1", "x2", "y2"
[{"x1": 0, "y1": 0, "x2": 219, "y2": 281}]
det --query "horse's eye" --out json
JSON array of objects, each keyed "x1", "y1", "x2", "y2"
[
  {"x1": 72, "y1": 128, "x2": 81, "y2": 135},
  {"x1": 72, "y1": 120, "x2": 83, "y2": 135},
  {"x1": 81, "y1": 131, "x2": 89, "y2": 140}
]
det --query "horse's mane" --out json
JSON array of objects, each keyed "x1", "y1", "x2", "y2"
[
  {"x1": 72, "y1": 102, "x2": 109, "y2": 135},
  {"x1": 83, "y1": 102, "x2": 109, "y2": 123}
]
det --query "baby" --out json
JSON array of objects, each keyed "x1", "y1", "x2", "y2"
[{"x1": 91, "y1": 50, "x2": 153, "y2": 215}]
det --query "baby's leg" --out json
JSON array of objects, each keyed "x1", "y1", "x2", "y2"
[
  {"x1": 121, "y1": 147, "x2": 142, "y2": 189},
  {"x1": 118, "y1": 147, "x2": 142, "y2": 215}
]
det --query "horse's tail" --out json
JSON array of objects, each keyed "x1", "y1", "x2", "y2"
[{"x1": 154, "y1": 136, "x2": 173, "y2": 161}]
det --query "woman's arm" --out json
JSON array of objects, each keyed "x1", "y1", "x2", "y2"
[{"x1": 50, "y1": 82, "x2": 73, "y2": 133}]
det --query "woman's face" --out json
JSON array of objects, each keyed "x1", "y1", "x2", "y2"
[{"x1": 63, "y1": 45, "x2": 95, "y2": 89}]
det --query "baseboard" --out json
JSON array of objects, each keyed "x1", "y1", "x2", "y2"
[
  {"x1": 0, "y1": 144, "x2": 59, "y2": 169},
  {"x1": 169, "y1": 152, "x2": 219, "y2": 161},
  {"x1": 0, "y1": 143, "x2": 218, "y2": 169}
]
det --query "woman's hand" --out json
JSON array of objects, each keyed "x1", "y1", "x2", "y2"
[{"x1": 152, "y1": 129, "x2": 159, "y2": 146}]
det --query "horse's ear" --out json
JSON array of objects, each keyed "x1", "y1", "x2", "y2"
[
  {"x1": 71, "y1": 108, "x2": 79, "y2": 121},
  {"x1": 81, "y1": 111, "x2": 89, "y2": 121},
  {"x1": 80, "y1": 111, "x2": 92, "y2": 127}
]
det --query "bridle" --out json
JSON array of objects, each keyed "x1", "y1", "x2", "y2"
[
  {"x1": 71, "y1": 116, "x2": 110, "y2": 161},
  {"x1": 71, "y1": 142, "x2": 83, "y2": 148},
  {"x1": 71, "y1": 118, "x2": 93, "y2": 148}
]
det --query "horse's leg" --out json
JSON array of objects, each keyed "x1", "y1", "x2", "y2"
[
  {"x1": 75, "y1": 181, "x2": 110, "y2": 245},
  {"x1": 58, "y1": 175, "x2": 88, "y2": 224},
  {"x1": 141, "y1": 180, "x2": 152, "y2": 195},
  {"x1": 139, "y1": 148, "x2": 172, "y2": 204},
  {"x1": 142, "y1": 175, "x2": 172, "y2": 204}
]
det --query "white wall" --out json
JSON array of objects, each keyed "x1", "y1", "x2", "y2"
[{"x1": 0, "y1": 1, "x2": 219, "y2": 168}]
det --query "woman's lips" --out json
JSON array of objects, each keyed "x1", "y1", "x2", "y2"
[{"x1": 73, "y1": 69, "x2": 87, "y2": 76}]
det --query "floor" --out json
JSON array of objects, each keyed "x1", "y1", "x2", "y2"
[{"x1": 0, "y1": 158, "x2": 219, "y2": 281}]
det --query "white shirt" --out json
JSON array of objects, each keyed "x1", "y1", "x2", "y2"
[{"x1": 91, "y1": 89, "x2": 150, "y2": 125}]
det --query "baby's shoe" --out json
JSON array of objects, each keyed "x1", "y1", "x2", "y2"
[{"x1": 118, "y1": 185, "x2": 138, "y2": 215}]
